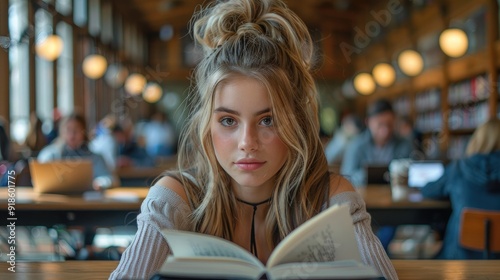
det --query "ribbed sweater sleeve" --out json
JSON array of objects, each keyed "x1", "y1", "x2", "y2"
[
  {"x1": 328, "y1": 191, "x2": 399, "y2": 280},
  {"x1": 109, "y1": 185, "x2": 192, "y2": 280}
]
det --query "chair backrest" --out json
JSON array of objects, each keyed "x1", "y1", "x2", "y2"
[{"x1": 459, "y1": 208, "x2": 500, "y2": 258}]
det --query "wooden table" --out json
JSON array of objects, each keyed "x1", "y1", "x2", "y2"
[
  {"x1": 1, "y1": 260, "x2": 499, "y2": 279},
  {"x1": 0, "y1": 186, "x2": 450, "y2": 227},
  {"x1": 117, "y1": 159, "x2": 176, "y2": 186},
  {"x1": 0, "y1": 187, "x2": 149, "y2": 227},
  {"x1": 359, "y1": 186, "x2": 451, "y2": 226}
]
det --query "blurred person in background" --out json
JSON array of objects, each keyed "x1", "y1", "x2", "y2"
[
  {"x1": 38, "y1": 113, "x2": 118, "y2": 190},
  {"x1": 341, "y1": 99, "x2": 412, "y2": 187},
  {"x1": 422, "y1": 118, "x2": 500, "y2": 259}
]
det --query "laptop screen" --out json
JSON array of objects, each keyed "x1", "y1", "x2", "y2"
[{"x1": 408, "y1": 161, "x2": 444, "y2": 188}]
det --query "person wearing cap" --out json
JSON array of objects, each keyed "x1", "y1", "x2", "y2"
[{"x1": 341, "y1": 99, "x2": 413, "y2": 188}]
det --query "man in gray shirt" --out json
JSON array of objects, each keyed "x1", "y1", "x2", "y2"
[{"x1": 341, "y1": 99, "x2": 413, "y2": 187}]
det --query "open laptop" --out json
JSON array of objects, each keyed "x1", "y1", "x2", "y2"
[
  {"x1": 408, "y1": 161, "x2": 445, "y2": 188},
  {"x1": 29, "y1": 159, "x2": 94, "y2": 194}
]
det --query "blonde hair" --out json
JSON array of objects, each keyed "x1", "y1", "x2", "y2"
[
  {"x1": 170, "y1": 0, "x2": 330, "y2": 247},
  {"x1": 466, "y1": 118, "x2": 500, "y2": 156}
]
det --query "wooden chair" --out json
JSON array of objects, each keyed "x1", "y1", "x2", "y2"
[{"x1": 459, "y1": 208, "x2": 500, "y2": 259}]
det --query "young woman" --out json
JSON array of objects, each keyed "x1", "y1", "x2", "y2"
[
  {"x1": 38, "y1": 113, "x2": 118, "y2": 190},
  {"x1": 110, "y1": 0, "x2": 397, "y2": 279}
]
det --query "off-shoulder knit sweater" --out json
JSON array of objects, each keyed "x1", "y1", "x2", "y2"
[{"x1": 109, "y1": 185, "x2": 398, "y2": 280}]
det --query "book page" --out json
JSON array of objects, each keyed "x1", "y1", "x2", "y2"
[
  {"x1": 160, "y1": 256, "x2": 264, "y2": 279},
  {"x1": 267, "y1": 204, "x2": 362, "y2": 268},
  {"x1": 161, "y1": 229, "x2": 263, "y2": 268},
  {"x1": 269, "y1": 260, "x2": 380, "y2": 280}
]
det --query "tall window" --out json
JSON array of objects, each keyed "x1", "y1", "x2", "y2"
[
  {"x1": 8, "y1": 0, "x2": 30, "y2": 144},
  {"x1": 55, "y1": 0, "x2": 72, "y2": 16},
  {"x1": 35, "y1": 9, "x2": 54, "y2": 130},
  {"x1": 73, "y1": 0, "x2": 87, "y2": 27},
  {"x1": 57, "y1": 21, "x2": 73, "y2": 116}
]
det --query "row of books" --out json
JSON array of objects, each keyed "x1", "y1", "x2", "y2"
[
  {"x1": 448, "y1": 74, "x2": 490, "y2": 106},
  {"x1": 415, "y1": 88, "x2": 441, "y2": 112},
  {"x1": 415, "y1": 95, "x2": 490, "y2": 132},
  {"x1": 447, "y1": 101, "x2": 489, "y2": 130}
]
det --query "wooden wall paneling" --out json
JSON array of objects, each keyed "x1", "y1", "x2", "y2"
[
  {"x1": 413, "y1": 67, "x2": 444, "y2": 92},
  {"x1": 446, "y1": 51, "x2": 489, "y2": 82},
  {"x1": 167, "y1": 29, "x2": 182, "y2": 72},
  {"x1": 386, "y1": 27, "x2": 411, "y2": 56}
]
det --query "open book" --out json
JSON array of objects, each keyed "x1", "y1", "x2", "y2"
[{"x1": 151, "y1": 204, "x2": 383, "y2": 280}]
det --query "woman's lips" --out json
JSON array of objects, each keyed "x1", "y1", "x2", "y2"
[{"x1": 234, "y1": 161, "x2": 266, "y2": 171}]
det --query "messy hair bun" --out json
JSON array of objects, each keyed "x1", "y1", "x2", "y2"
[{"x1": 192, "y1": 0, "x2": 314, "y2": 71}]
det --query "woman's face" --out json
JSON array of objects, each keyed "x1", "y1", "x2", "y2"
[
  {"x1": 63, "y1": 119, "x2": 85, "y2": 150},
  {"x1": 210, "y1": 75, "x2": 288, "y2": 197}
]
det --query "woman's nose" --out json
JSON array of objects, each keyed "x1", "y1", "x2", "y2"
[{"x1": 238, "y1": 125, "x2": 259, "y2": 152}]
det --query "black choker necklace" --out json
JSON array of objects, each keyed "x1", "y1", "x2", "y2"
[{"x1": 236, "y1": 197, "x2": 272, "y2": 258}]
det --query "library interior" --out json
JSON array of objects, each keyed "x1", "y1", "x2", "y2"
[{"x1": 0, "y1": 0, "x2": 500, "y2": 279}]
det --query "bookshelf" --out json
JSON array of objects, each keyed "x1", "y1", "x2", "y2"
[{"x1": 353, "y1": 0, "x2": 499, "y2": 161}]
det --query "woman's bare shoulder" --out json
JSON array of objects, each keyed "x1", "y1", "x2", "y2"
[
  {"x1": 328, "y1": 173, "x2": 355, "y2": 198},
  {"x1": 155, "y1": 175, "x2": 189, "y2": 204}
]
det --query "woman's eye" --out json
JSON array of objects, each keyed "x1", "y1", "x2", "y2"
[
  {"x1": 220, "y1": 117, "x2": 236, "y2": 127},
  {"x1": 260, "y1": 116, "x2": 273, "y2": 127}
]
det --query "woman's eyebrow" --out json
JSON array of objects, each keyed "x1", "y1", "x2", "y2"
[
  {"x1": 214, "y1": 107, "x2": 239, "y2": 115},
  {"x1": 213, "y1": 107, "x2": 271, "y2": 116}
]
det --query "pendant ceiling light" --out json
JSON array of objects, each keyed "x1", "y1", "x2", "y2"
[
  {"x1": 372, "y1": 63, "x2": 396, "y2": 87},
  {"x1": 353, "y1": 73, "x2": 376, "y2": 95},
  {"x1": 439, "y1": 28, "x2": 468, "y2": 58},
  {"x1": 35, "y1": 34, "x2": 64, "y2": 61},
  {"x1": 398, "y1": 49, "x2": 424, "y2": 77},
  {"x1": 82, "y1": 54, "x2": 108, "y2": 79},
  {"x1": 125, "y1": 73, "x2": 147, "y2": 96},
  {"x1": 143, "y1": 82, "x2": 163, "y2": 103}
]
